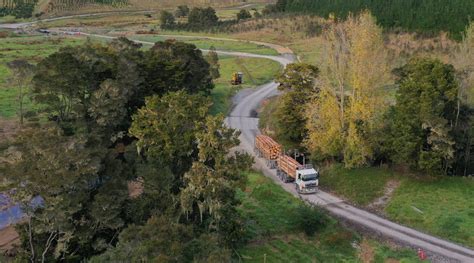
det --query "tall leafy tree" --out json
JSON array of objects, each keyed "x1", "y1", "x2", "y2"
[
  {"x1": 159, "y1": 10, "x2": 175, "y2": 29},
  {"x1": 344, "y1": 11, "x2": 389, "y2": 168},
  {"x1": 144, "y1": 40, "x2": 214, "y2": 96},
  {"x1": 180, "y1": 114, "x2": 253, "y2": 245},
  {"x1": 6, "y1": 59, "x2": 35, "y2": 126},
  {"x1": 272, "y1": 63, "x2": 319, "y2": 148},
  {"x1": 305, "y1": 11, "x2": 389, "y2": 167},
  {"x1": 175, "y1": 5, "x2": 190, "y2": 17},
  {"x1": 205, "y1": 46, "x2": 220, "y2": 80},
  {"x1": 452, "y1": 22, "x2": 474, "y2": 106},
  {"x1": 3, "y1": 125, "x2": 131, "y2": 261},
  {"x1": 384, "y1": 58, "x2": 460, "y2": 174},
  {"x1": 236, "y1": 9, "x2": 252, "y2": 21},
  {"x1": 188, "y1": 7, "x2": 219, "y2": 29},
  {"x1": 129, "y1": 91, "x2": 212, "y2": 184}
]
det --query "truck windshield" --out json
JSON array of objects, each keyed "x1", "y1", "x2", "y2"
[{"x1": 302, "y1": 173, "x2": 319, "y2": 181}]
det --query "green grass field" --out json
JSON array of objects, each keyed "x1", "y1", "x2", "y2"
[
  {"x1": 210, "y1": 56, "x2": 281, "y2": 115},
  {"x1": 0, "y1": 35, "x2": 84, "y2": 118},
  {"x1": 237, "y1": 172, "x2": 420, "y2": 262},
  {"x1": 321, "y1": 165, "x2": 474, "y2": 248},
  {"x1": 131, "y1": 34, "x2": 279, "y2": 56},
  {"x1": 321, "y1": 165, "x2": 394, "y2": 206},
  {"x1": 386, "y1": 177, "x2": 474, "y2": 247}
]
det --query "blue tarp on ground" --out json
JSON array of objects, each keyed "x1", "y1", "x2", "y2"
[{"x1": 0, "y1": 194, "x2": 43, "y2": 230}]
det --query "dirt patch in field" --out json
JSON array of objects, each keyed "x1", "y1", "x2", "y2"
[
  {"x1": 358, "y1": 239, "x2": 375, "y2": 263},
  {"x1": 0, "y1": 226, "x2": 20, "y2": 253},
  {"x1": 367, "y1": 180, "x2": 400, "y2": 213},
  {"x1": 0, "y1": 119, "x2": 19, "y2": 143}
]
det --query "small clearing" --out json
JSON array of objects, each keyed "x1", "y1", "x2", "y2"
[
  {"x1": 0, "y1": 226, "x2": 19, "y2": 253},
  {"x1": 0, "y1": 118, "x2": 19, "y2": 143},
  {"x1": 367, "y1": 180, "x2": 400, "y2": 212}
]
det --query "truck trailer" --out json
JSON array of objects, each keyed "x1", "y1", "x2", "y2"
[
  {"x1": 254, "y1": 135, "x2": 319, "y2": 194},
  {"x1": 254, "y1": 135, "x2": 282, "y2": 168},
  {"x1": 277, "y1": 154, "x2": 319, "y2": 194}
]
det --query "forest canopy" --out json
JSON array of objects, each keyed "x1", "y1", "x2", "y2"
[{"x1": 277, "y1": 0, "x2": 474, "y2": 38}]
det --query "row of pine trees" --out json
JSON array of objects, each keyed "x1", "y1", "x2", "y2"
[{"x1": 280, "y1": 0, "x2": 474, "y2": 38}]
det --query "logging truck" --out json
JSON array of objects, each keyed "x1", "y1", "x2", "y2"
[{"x1": 254, "y1": 135, "x2": 319, "y2": 194}]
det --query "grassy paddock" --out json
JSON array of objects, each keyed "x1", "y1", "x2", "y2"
[
  {"x1": 131, "y1": 34, "x2": 279, "y2": 56},
  {"x1": 321, "y1": 164, "x2": 474, "y2": 248},
  {"x1": 210, "y1": 56, "x2": 281, "y2": 115},
  {"x1": 386, "y1": 177, "x2": 474, "y2": 247},
  {"x1": 321, "y1": 164, "x2": 394, "y2": 206},
  {"x1": 237, "y1": 172, "x2": 420, "y2": 262},
  {"x1": 0, "y1": 35, "x2": 84, "y2": 118}
]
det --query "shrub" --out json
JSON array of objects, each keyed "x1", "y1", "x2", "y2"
[{"x1": 292, "y1": 204, "x2": 327, "y2": 236}]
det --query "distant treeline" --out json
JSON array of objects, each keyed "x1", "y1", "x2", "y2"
[
  {"x1": 46, "y1": 0, "x2": 128, "y2": 11},
  {"x1": 0, "y1": 0, "x2": 37, "y2": 18},
  {"x1": 279, "y1": 0, "x2": 474, "y2": 37},
  {"x1": 0, "y1": 0, "x2": 129, "y2": 18}
]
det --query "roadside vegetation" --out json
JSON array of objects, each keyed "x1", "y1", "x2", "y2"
[
  {"x1": 211, "y1": 56, "x2": 281, "y2": 115},
  {"x1": 258, "y1": 11, "x2": 474, "y2": 247},
  {"x1": 322, "y1": 166, "x2": 474, "y2": 247},
  {"x1": 237, "y1": 172, "x2": 420, "y2": 262},
  {"x1": 0, "y1": 34, "x2": 84, "y2": 118}
]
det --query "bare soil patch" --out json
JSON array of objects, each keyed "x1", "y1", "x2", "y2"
[
  {"x1": 0, "y1": 118, "x2": 19, "y2": 143},
  {"x1": 367, "y1": 180, "x2": 400, "y2": 213},
  {"x1": 0, "y1": 226, "x2": 19, "y2": 253}
]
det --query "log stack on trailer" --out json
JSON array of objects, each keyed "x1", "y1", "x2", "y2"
[
  {"x1": 254, "y1": 135, "x2": 282, "y2": 168},
  {"x1": 277, "y1": 154, "x2": 302, "y2": 183},
  {"x1": 254, "y1": 134, "x2": 320, "y2": 194}
]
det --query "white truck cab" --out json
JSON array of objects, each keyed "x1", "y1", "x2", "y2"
[{"x1": 295, "y1": 167, "x2": 319, "y2": 194}]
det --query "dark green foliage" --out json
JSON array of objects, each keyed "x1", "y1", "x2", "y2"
[
  {"x1": 236, "y1": 9, "x2": 252, "y2": 21},
  {"x1": 129, "y1": 91, "x2": 211, "y2": 180},
  {"x1": 32, "y1": 38, "x2": 212, "y2": 141},
  {"x1": 293, "y1": 204, "x2": 327, "y2": 236},
  {"x1": 159, "y1": 10, "x2": 175, "y2": 29},
  {"x1": 383, "y1": 58, "x2": 473, "y2": 175},
  {"x1": 277, "y1": 0, "x2": 474, "y2": 37},
  {"x1": 90, "y1": 216, "x2": 231, "y2": 262},
  {"x1": 188, "y1": 7, "x2": 219, "y2": 29},
  {"x1": 145, "y1": 40, "x2": 213, "y2": 95},
  {"x1": 205, "y1": 46, "x2": 220, "y2": 79},
  {"x1": 271, "y1": 63, "x2": 319, "y2": 148},
  {"x1": 0, "y1": 0, "x2": 37, "y2": 18},
  {"x1": 4, "y1": 125, "x2": 131, "y2": 262},
  {"x1": 1, "y1": 38, "x2": 245, "y2": 262},
  {"x1": 175, "y1": 5, "x2": 190, "y2": 17}
]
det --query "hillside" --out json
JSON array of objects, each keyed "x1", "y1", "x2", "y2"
[
  {"x1": 279, "y1": 0, "x2": 474, "y2": 38},
  {"x1": 34, "y1": 0, "x2": 270, "y2": 16}
]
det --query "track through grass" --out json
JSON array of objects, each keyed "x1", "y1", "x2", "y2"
[
  {"x1": 321, "y1": 165, "x2": 474, "y2": 248},
  {"x1": 237, "y1": 172, "x2": 420, "y2": 262}
]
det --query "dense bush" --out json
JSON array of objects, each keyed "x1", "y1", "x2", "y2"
[
  {"x1": 275, "y1": 0, "x2": 474, "y2": 38},
  {"x1": 292, "y1": 204, "x2": 328, "y2": 236},
  {"x1": 0, "y1": 0, "x2": 37, "y2": 18}
]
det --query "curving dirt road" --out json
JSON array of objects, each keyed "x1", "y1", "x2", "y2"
[{"x1": 1, "y1": 17, "x2": 473, "y2": 262}]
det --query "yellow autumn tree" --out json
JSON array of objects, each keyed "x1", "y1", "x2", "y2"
[
  {"x1": 305, "y1": 89, "x2": 344, "y2": 161},
  {"x1": 452, "y1": 22, "x2": 474, "y2": 106},
  {"x1": 344, "y1": 11, "x2": 389, "y2": 167},
  {"x1": 305, "y1": 11, "x2": 389, "y2": 167}
]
